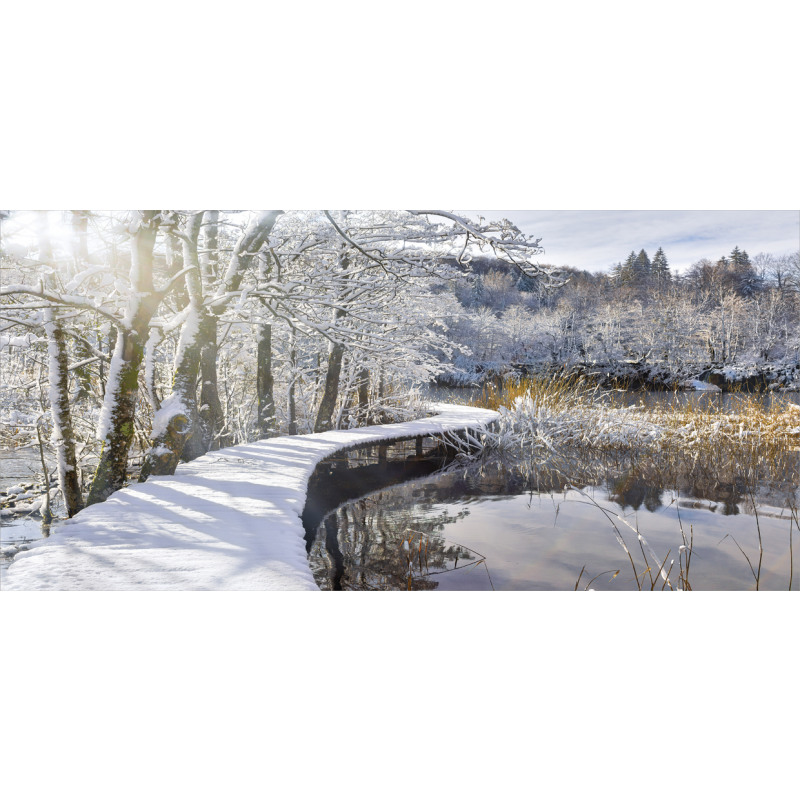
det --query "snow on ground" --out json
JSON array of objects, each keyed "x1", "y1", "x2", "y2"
[{"x1": 2, "y1": 404, "x2": 498, "y2": 591}]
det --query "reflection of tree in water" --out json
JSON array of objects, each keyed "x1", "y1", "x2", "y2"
[
  {"x1": 307, "y1": 442, "x2": 800, "y2": 590},
  {"x1": 508, "y1": 443, "x2": 800, "y2": 516},
  {"x1": 309, "y1": 495, "x2": 474, "y2": 590},
  {"x1": 598, "y1": 447, "x2": 800, "y2": 516},
  {"x1": 607, "y1": 472, "x2": 664, "y2": 512}
]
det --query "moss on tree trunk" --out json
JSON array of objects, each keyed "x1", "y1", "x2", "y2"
[{"x1": 86, "y1": 213, "x2": 159, "y2": 505}]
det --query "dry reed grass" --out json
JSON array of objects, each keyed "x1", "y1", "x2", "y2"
[{"x1": 474, "y1": 376, "x2": 800, "y2": 465}]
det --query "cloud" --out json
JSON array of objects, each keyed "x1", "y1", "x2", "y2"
[{"x1": 464, "y1": 210, "x2": 799, "y2": 273}]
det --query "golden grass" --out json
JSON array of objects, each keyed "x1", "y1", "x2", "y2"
[
  {"x1": 472, "y1": 376, "x2": 800, "y2": 465},
  {"x1": 477, "y1": 373, "x2": 596, "y2": 412}
]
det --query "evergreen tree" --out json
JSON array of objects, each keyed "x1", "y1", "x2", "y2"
[
  {"x1": 618, "y1": 250, "x2": 637, "y2": 285},
  {"x1": 729, "y1": 246, "x2": 760, "y2": 296},
  {"x1": 708, "y1": 248, "x2": 762, "y2": 297},
  {"x1": 472, "y1": 274, "x2": 485, "y2": 306},
  {"x1": 729, "y1": 246, "x2": 751, "y2": 268},
  {"x1": 633, "y1": 249, "x2": 651, "y2": 281},
  {"x1": 515, "y1": 271, "x2": 538, "y2": 293},
  {"x1": 651, "y1": 246, "x2": 671, "y2": 284}
]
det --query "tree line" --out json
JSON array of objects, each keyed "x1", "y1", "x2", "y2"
[{"x1": 437, "y1": 243, "x2": 800, "y2": 385}]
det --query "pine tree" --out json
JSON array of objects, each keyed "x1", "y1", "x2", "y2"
[
  {"x1": 633, "y1": 249, "x2": 651, "y2": 282},
  {"x1": 515, "y1": 271, "x2": 538, "y2": 292},
  {"x1": 472, "y1": 274, "x2": 485, "y2": 306},
  {"x1": 729, "y1": 246, "x2": 751, "y2": 268},
  {"x1": 651, "y1": 247, "x2": 671, "y2": 284},
  {"x1": 618, "y1": 251, "x2": 637, "y2": 285},
  {"x1": 708, "y1": 248, "x2": 762, "y2": 297},
  {"x1": 729, "y1": 246, "x2": 760, "y2": 296}
]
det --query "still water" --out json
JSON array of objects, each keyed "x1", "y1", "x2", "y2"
[{"x1": 306, "y1": 452, "x2": 799, "y2": 591}]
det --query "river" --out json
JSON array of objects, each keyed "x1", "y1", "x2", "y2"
[
  {"x1": 305, "y1": 453, "x2": 799, "y2": 591},
  {"x1": 307, "y1": 388, "x2": 800, "y2": 591}
]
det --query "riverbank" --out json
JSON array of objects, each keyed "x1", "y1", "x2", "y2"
[
  {"x1": 472, "y1": 376, "x2": 800, "y2": 465},
  {"x1": 436, "y1": 357, "x2": 800, "y2": 392}
]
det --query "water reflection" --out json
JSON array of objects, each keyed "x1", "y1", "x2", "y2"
[
  {"x1": 305, "y1": 445, "x2": 800, "y2": 591},
  {"x1": 309, "y1": 498, "x2": 487, "y2": 590},
  {"x1": 303, "y1": 440, "x2": 491, "y2": 590}
]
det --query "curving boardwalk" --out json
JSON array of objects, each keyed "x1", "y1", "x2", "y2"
[{"x1": 2, "y1": 404, "x2": 498, "y2": 591}]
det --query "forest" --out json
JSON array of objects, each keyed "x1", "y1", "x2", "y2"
[
  {"x1": 1, "y1": 209, "x2": 798, "y2": 523},
  {"x1": 0, "y1": 210, "x2": 547, "y2": 516},
  {"x1": 439, "y1": 243, "x2": 800, "y2": 390}
]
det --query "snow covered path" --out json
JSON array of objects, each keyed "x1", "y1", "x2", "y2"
[{"x1": 2, "y1": 404, "x2": 498, "y2": 591}]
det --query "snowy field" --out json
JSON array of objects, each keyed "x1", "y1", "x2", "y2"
[{"x1": 2, "y1": 404, "x2": 498, "y2": 591}]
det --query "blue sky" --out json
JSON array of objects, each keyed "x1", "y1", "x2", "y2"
[{"x1": 465, "y1": 211, "x2": 799, "y2": 274}]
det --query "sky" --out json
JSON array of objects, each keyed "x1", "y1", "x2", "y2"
[
  {"x1": 464, "y1": 210, "x2": 800, "y2": 275},
  {"x1": 5, "y1": 210, "x2": 796, "y2": 278}
]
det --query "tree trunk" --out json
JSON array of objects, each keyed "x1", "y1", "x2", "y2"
[
  {"x1": 143, "y1": 327, "x2": 162, "y2": 414},
  {"x1": 38, "y1": 213, "x2": 83, "y2": 517},
  {"x1": 44, "y1": 310, "x2": 83, "y2": 516},
  {"x1": 140, "y1": 213, "x2": 205, "y2": 478},
  {"x1": 357, "y1": 367, "x2": 370, "y2": 411},
  {"x1": 193, "y1": 211, "x2": 224, "y2": 450},
  {"x1": 204, "y1": 210, "x2": 283, "y2": 447},
  {"x1": 165, "y1": 225, "x2": 189, "y2": 310},
  {"x1": 254, "y1": 250, "x2": 278, "y2": 439},
  {"x1": 86, "y1": 316, "x2": 152, "y2": 503},
  {"x1": 213, "y1": 210, "x2": 284, "y2": 302},
  {"x1": 256, "y1": 323, "x2": 277, "y2": 438},
  {"x1": 314, "y1": 310, "x2": 346, "y2": 433},
  {"x1": 138, "y1": 308, "x2": 203, "y2": 479},
  {"x1": 141, "y1": 210, "x2": 284, "y2": 470},
  {"x1": 197, "y1": 312, "x2": 224, "y2": 452},
  {"x1": 86, "y1": 212, "x2": 160, "y2": 505},
  {"x1": 201, "y1": 210, "x2": 219, "y2": 280},
  {"x1": 288, "y1": 330, "x2": 298, "y2": 435}
]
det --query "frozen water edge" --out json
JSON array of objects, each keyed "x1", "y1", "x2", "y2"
[{"x1": 2, "y1": 404, "x2": 498, "y2": 591}]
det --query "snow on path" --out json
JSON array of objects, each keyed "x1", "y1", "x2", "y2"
[{"x1": 2, "y1": 404, "x2": 498, "y2": 591}]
